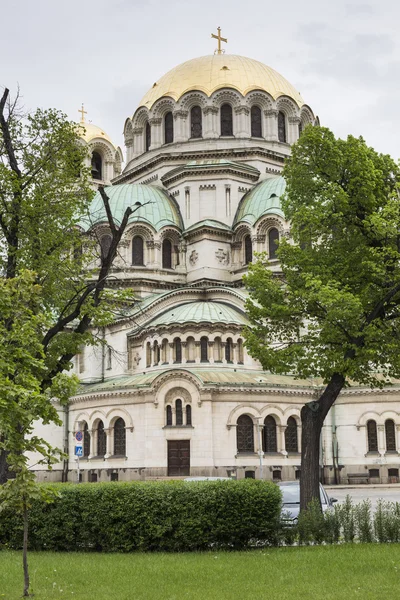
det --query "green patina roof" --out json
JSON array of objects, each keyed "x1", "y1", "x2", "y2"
[
  {"x1": 146, "y1": 301, "x2": 248, "y2": 329},
  {"x1": 185, "y1": 219, "x2": 232, "y2": 233},
  {"x1": 76, "y1": 368, "x2": 321, "y2": 396},
  {"x1": 80, "y1": 184, "x2": 183, "y2": 232},
  {"x1": 234, "y1": 176, "x2": 286, "y2": 226}
]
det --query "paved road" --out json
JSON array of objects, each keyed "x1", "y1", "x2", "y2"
[{"x1": 325, "y1": 486, "x2": 400, "y2": 510}]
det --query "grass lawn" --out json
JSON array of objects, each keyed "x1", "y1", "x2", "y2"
[{"x1": 2, "y1": 545, "x2": 400, "y2": 600}]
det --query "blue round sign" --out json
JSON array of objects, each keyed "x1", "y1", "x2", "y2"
[{"x1": 75, "y1": 431, "x2": 83, "y2": 442}]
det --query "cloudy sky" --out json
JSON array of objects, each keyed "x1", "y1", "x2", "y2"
[{"x1": 1, "y1": 0, "x2": 399, "y2": 159}]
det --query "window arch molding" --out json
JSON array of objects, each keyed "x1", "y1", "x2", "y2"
[
  {"x1": 226, "y1": 404, "x2": 261, "y2": 430},
  {"x1": 131, "y1": 106, "x2": 150, "y2": 131}
]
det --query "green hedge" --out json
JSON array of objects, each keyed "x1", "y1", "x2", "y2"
[{"x1": 0, "y1": 480, "x2": 281, "y2": 552}]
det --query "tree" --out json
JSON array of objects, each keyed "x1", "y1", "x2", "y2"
[
  {"x1": 244, "y1": 125, "x2": 400, "y2": 511},
  {"x1": 0, "y1": 87, "x2": 142, "y2": 596}
]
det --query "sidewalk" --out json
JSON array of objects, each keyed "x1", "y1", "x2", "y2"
[{"x1": 325, "y1": 483, "x2": 400, "y2": 490}]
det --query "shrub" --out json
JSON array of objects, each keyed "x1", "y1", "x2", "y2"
[
  {"x1": 0, "y1": 480, "x2": 281, "y2": 552},
  {"x1": 354, "y1": 499, "x2": 374, "y2": 543},
  {"x1": 339, "y1": 495, "x2": 355, "y2": 543}
]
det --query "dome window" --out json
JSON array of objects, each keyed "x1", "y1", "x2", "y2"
[
  {"x1": 190, "y1": 106, "x2": 202, "y2": 139},
  {"x1": 164, "y1": 112, "x2": 174, "y2": 144},
  {"x1": 244, "y1": 234, "x2": 252, "y2": 265},
  {"x1": 100, "y1": 234, "x2": 112, "y2": 260},
  {"x1": 268, "y1": 228, "x2": 279, "y2": 260},
  {"x1": 132, "y1": 236, "x2": 144, "y2": 266},
  {"x1": 162, "y1": 239, "x2": 172, "y2": 269},
  {"x1": 91, "y1": 151, "x2": 102, "y2": 180},
  {"x1": 278, "y1": 111, "x2": 287, "y2": 143},
  {"x1": 145, "y1": 122, "x2": 151, "y2": 152},
  {"x1": 220, "y1": 104, "x2": 233, "y2": 136},
  {"x1": 251, "y1": 105, "x2": 262, "y2": 138}
]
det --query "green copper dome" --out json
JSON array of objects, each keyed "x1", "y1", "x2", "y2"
[
  {"x1": 81, "y1": 184, "x2": 183, "y2": 231},
  {"x1": 147, "y1": 301, "x2": 249, "y2": 328},
  {"x1": 234, "y1": 176, "x2": 286, "y2": 227}
]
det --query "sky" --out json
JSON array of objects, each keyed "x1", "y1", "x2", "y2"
[{"x1": 1, "y1": 0, "x2": 399, "y2": 160}]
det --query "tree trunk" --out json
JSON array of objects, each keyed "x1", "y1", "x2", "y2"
[
  {"x1": 300, "y1": 404, "x2": 323, "y2": 511},
  {"x1": 300, "y1": 373, "x2": 346, "y2": 511},
  {"x1": 0, "y1": 437, "x2": 9, "y2": 485},
  {"x1": 22, "y1": 498, "x2": 30, "y2": 597}
]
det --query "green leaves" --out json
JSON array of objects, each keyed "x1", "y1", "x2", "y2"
[{"x1": 244, "y1": 126, "x2": 400, "y2": 387}]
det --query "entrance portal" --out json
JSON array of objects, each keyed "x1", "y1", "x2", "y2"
[{"x1": 167, "y1": 440, "x2": 190, "y2": 476}]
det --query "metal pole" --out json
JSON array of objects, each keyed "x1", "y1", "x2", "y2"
[
  {"x1": 77, "y1": 455, "x2": 80, "y2": 484},
  {"x1": 257, "y1": 418, "x2": 263, "y2": 480}
]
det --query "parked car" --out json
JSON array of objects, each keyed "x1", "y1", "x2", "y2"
[{"x1": 277, "y1": 481, "x2": 337, "y2": 525}]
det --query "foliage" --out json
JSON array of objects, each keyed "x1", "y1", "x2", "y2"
[
  {"x1": 244, "y1": 126, "x2": 400, "y2": 386},
  {"x1": 243, "y1": 125, "x2": 400, "y2": 507},
  {"x1": 0, "y1": 480, "x2": 282, "y2": 552}
]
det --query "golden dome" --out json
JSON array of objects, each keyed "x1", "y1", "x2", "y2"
[
  {"x1": 139, "y1": 54, "x2": 304, "y2": 109},
  {"x1": 79, "y1": 122, "x2": 115, "y2": 147}
]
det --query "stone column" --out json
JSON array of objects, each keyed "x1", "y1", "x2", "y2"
[
  {"x1": 194, "y1": 340, "x2": 201, "y2": 363},
  {"x1": 176, "y1": 241, "x2": 186, "y2": 273},
  {"x1": 89, "y1": 429, "x2": 96, "y2": 459},
  {"x1": 181, "y1": 341, "x2": 187, "y2": 363},
  {"x1": 378, "y1": 425, "x2": 385, "y2": 455},
  {"x1": 153, "y1": 241, "x2": 161, "y2": 268},
  {"x1": 397, "y1": 425, "x2": 400, "y2": 452},
  {"x1": 173, "y1": 110, "x2": 188, "y2": 142},
  {"x1": 149, "y1": 117, "x2": 162, "y2": 149},
  {"x1": 105, "y1": 428, "x2": 112, "y2": 459},
  {"x1": 234, "y1": 106, "x2": 250, "y2": 138},
  {"x1": 203, "y1": 107, "x2": 219, "y2": 139},
  {"x1": 280, "y1": 425, "x2": 288, "y2": 456},
  {"x1": 265, "y1": 109, "x2": 278, "y2": 141},
  {"x1": 288, "y1": 116, "x2": 301, "y2": 144},
  {"x1": 132, "y1": 128, "x2": 144, "y2": 157},
  {"x1": 169, "y1": 342, "x2": 174, "y2": 364},
  {"x1": 125, "y1": 138, "x2": 133, "y2": 163},
  {"x1": 208, "y1": 341, "x2": 214, "y2": 364}
]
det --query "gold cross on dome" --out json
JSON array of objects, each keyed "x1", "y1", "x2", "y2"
[
  {"x1": 78, "y1": 103, "x2": 87, "y2": 123},
  {"x1": 211, "y1": 27, "x2": 227, "y2": 55}
]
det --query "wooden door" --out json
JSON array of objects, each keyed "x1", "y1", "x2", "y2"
[{"x1": 167, "y1": 440, "x2": 190, "y2": 476}]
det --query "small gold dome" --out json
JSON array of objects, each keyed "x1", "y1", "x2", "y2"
[
  {"x1": 79, "y1": 122, "x2": 115, "y2": 147},
  {"x1": 139, "y1": 54, "x2": 304, "y2": 109}
]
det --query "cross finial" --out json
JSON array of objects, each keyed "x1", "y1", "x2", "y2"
[
  {"x1": 211, "y1": 26, "x2": 227, "y2": 55},
  {"x1": 78, "y1": 103, "x2": 87, "y2": 124}
]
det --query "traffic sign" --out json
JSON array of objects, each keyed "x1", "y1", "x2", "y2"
[
  {"x1": 75, "y1": 446, "x2": 83, "y2": 457},
  {"x1": 75, "y1": 431, "x2": 83, "y2": 442}
]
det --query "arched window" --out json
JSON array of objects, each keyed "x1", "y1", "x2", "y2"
[
  {"x1": 221, "y1": 104, "x2": 233, "y2": 136},
  {"x1": 278, "y1": 111, "x2": 286, "y2": 143},
  {"x1": 268, "y1": 228, "x2": 279, "y2": 260},
  {"x1": 162, "y1": 239, "x2": 172, "y2": 269},
  {"x1": 174, "y1": 338, "x2": 182, "y2": 363},
  {"x1": 132, "y1": 236, "x2": 144, "y2": 266},
  {"x1": 298, "y1": 121, "x2": 303, "y2": 137},
  {"x1": 164, "y1": 112, "x2": 173, "y2": 144},
  {"x1": 83, "y1": 422, "x2": 90, "y2": 457},
  {"x1": 251, "y1": 105, "x2": 262, "y2": 137},
  {"x1": 91, "y1": 151, "x2": 102, "y2": 180},
  {"x1": 186, "y1": 405, "x2": 192, "y2": 426},
  {"x1": 244, "y1": 235, "x2": 252, "y2": 265},
  {"x1": 166, "y1": 405, "x2": 172, "y2": 426},
  {"x1": 190, "y1": 106, "x2": 202, "y2": 138},
  {"x1": 114, "y1": 418, "x2": 126, "y2": 456},
  {"x1": 106, "y1": 347, "x2": 112, "y2": 370},
  {"x1": 263, "y1": 416, "x2": 277, "y2": 453},
  {"x1": 145, "y1": 122, "x2": 151, "y2": 151},
  {"x1": 285, "y1": 417, "x2": 298, "y2": 453},
  {"x1": 97, "y1": 421, "x2": 106, "y2": 456},
  {"x1": 176, "y1": 399, "x2": 183, "y2": 426},
  {"x1": 237, "y1": 415, "x2": 254, "y2": 453},
  {"x1": 146, "y1": 342, "x2": 151, "y2": 367},
  {"x1": 100, "y1": 234, "x2": 112, "y2": 260},
  {"x1": 225, "y1": 338, "x2": 233, "y2": 362},
  {"x1": 385, "y1": 419, "x2": 396, "y2": 452},
  {"x1": 200, "y1": 337, "x2": 208, "y2": 362},
  {"x1": 367, "y1": 420, "x2": 378, "y2": 452}
]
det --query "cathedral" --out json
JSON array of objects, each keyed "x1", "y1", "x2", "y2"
[{"x1": 34, "y1": 31, "x2": 400, "y2": 485}]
